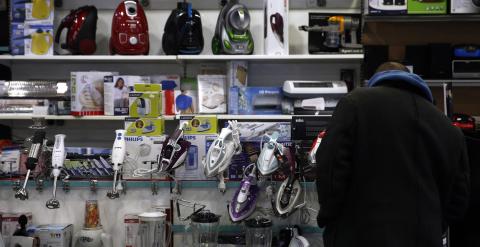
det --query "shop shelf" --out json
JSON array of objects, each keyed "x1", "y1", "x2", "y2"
[
  {"x1": 364, "y1": 15, "x2": 480, "y2": 23},
  {"x1": 177, "y1": 54, "x2": 364, "y2": 62},
  {"x1": 172, "y1": 224, "x2": 323, "y2": 234},
  {"x1": 0, "y1": 55, "x2": 178, "y2": 63}
]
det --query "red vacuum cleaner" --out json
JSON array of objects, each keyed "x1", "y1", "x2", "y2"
[
  {"x1": 55, "y1": 6, "x2": 98, "y2": 55},
  {"x1": 110, "y1": 0, "x2": 149, "y2": 55}
]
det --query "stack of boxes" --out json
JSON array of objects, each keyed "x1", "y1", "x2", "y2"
[{"x1": 10, "y1": 0, "x2": 54, "y2": 56}]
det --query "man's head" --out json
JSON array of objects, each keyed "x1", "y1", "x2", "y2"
[{"x1": 375, "y1": 62, "x2": 410, "y2": 74}]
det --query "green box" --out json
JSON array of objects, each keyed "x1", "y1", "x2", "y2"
[
  {"x1": 179, "y1": 115, "x2": 218, "y2": 134},
  {"x1": 129, "y1": 84, "x2": 162, "y2": 117},
  {"x1": 125, "y1": 117, "x2": 165, "y2": 136},
  {"x1": 408, "y1": 0, "x2": 447, "y2": 14}
]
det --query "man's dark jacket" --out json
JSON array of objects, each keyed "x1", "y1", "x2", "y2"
[{"x1": 316, "y1": 83, "x2": 470, "y2": 247}]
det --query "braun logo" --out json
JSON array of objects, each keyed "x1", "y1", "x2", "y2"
[{"x1": 295, "y1": 119, "x2": 305, "y2": 123}]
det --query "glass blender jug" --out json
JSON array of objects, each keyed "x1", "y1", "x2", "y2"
[
  {"x1": 245, "y1": 217, "x2": 272, "y2": 247},
  {"x1": 190, "y1": 210, "x2": 221, "y2": 247},
  {"x1": 138, "y1": 212, "x2": 171, "y2": 247}
]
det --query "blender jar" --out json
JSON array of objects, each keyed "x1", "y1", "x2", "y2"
[
  {"x1": 190, "y1": 210, "x2": 220, "y2": 247},
  {"x1": 245, "y1": 217, "x2": 272, "y2": 247},
  {"x1": 138, "y1": 212, "x2": 171, "y2": 247}
]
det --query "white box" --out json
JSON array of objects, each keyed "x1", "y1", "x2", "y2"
[
  {"x1": 31, "y1": 224, "x2": 73, "y2": 247},
  {"x1": 227, "y1": 61, "x2": 248, "y2": 88},
  {"x1": 197, "y1": 75, "x2": 226, "y2": 114},
  {"x1": 70, "y1": 71, "x2": 118, "y2": 116},
  {"x1": 451, "y1": 0, "x2": 480, "y2": 13},
  {"x1": 124, "y1": 214, "x2": 139, "y2": 247},
  {"x1": 123, "y1": 136, "x2": 166, "y2": 180},
  {"x1": 174, "y1": 134, "x2": 217, "y2": 180},
  {"x1": 264, "y1": 0, "x2": 289, "y2": 55},
  {"x1": 104, "y1": 75, "x2": 150, "y2": 116},
  {"x1": 1, "y1": 212, "x2": 33, "y2": 247},
  {"x1": 0, "y1": 148, "x2": 20, "y2": 175}
]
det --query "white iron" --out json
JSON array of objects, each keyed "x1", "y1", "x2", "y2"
[
  {"x1": 257, "y1": 131, "x2": 284, "y2": 176},
  {"x1": 107, "y1": 129, "x2": 126, "y2": 199},
  {"x1": 288, "y1": 227, "x2": 310, "y2": 247},
  {"x1": 46, "y1": 134, "x2": 66, "y2": 209},
  {"x1": 203, "y1": 120, "x2": 241, "y2": 192}
]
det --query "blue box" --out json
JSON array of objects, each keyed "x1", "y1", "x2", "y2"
[{"x1": 230, "y1": 87, "x2": 283, "y2": 115}]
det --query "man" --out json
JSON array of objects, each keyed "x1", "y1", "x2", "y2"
[{"x1": 316, "y1": 62, "x2": 470, "y2": 247}]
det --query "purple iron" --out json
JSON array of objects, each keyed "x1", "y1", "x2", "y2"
[
  {"x1": 229, "y1": 164, "x2": 259, "y2": 222},
  {"x1": 158, "y1": 123, "x2": 191, "y2": 173}
]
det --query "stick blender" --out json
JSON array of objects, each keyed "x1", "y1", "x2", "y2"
[
  {"x1": 15, "y1": 130, "x2": 46, "y2": 200},
  {"x1": 46, "y1": 134, "x2": 66, "y2": 209},
  {"x1": 107, "y1": 129, "x2": 126, "y2": 199}
]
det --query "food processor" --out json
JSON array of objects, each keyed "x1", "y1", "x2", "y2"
[
  {"x1": 137, "y1": 212, "x2": 171, "y2": 247},
  {"x1": 190, "y1": 210, "x2": 221, "y2": 247},
  {"x1": 245, "y1": 217, "x2": 273, "y2": 247}
]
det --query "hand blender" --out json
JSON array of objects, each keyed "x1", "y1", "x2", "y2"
[
  {"x1": 15, "y1": 130, "x2": 46, "y2": 200},
  {"x1": 107, "y1": 130, "x2": 126, "y2": 199},
  {"x1": 46, "y1": 134, "x2": 66, "y2": 209}
]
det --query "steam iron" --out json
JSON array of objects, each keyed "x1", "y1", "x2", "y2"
[
  {"x1": 257, "y1": 131, "x2": 285, "y2": 176},
  {"x1": 203, "y1": 120, "x2": 242, "y2": 192},
  {"x1": 229, "y1": 164, "x2": 258, "y2": 222},
  {"x1": 158, "y1": 123, "x2": 191, "y2": 173}
]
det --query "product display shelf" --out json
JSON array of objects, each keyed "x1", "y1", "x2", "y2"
[
  {"x1": 172, "y1": 224, "x2": 323, "y2": 234},
  {"x1": 425, "y1": 79, "x2": 480, "y2": 87},
  {"x1": 364, "y1": 15, "x2": 480, "y2": 23},
  {"x1": 177, "y1": 54, "x2": 364, "y2": 62},
  {"x1": 0, "y1": 179, "x2": 316, "y2": 190},
  {"x1": 0, "y1": 55, "x2": 178, "y2": 63}
]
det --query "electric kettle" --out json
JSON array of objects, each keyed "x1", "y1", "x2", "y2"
[
  {"x1": 245, "y1": 217, "x2": 272, "y2": 247},
  {"x1": 32, "y1": 0, "x2": 51, "y2": 19},
  {"x1": 137, "y1": 212, "x2": 172, "y2": 247},
  {"x1": 190, "y1": 210, "x2": 220, "y2": 247},
  {"x1": 31, "y1": 29, "x2": 53, "y2": 55}
]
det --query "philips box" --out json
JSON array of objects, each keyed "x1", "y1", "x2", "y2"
[
  {"x1": 368, "y1": 0, "x2": 407, "y2": 15},
  {"x1": 31, "y1": 224, "x2": 73, "y2": 247},
  {"x1": 104, "y1": 75, "x2": 150, "y2": 116},
  {"x1": 123, "y1": 135, "x2": 166, "y2": 180},
  {"x1": 174, "y1": 134, "x2": 217, "y2": 181},
  {"x1": 264, "y1": 0, "x2": 289, "y2": 55}
]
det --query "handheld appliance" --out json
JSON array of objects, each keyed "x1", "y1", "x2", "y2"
[
  {"x1": 212, "y1": 0, "x2": 254, "y2": 55},
  {"x1": 135, "y1": 98, "x2": 150, "y2": 116},
  {"x1": 245, "y1": 217, "x2": 273, "y2": 247},
  {"x1": 257, "y1": 131, "x2": 285, "y2": 176},
  {"x1": 270, "y1": 13, "x2": 284, "y2": 45},
  {"x1": 229, "y1": 164, "x2": 259, "y2": 222},
  {"x1": 137, "y1": 212, "x2": 171, "y2": 247},
  {"x1": 15, "y1": 130, "x2": 46, "y2": 200},
  {"x1": 32, "y1": 0, "x2": 51, "y2": 19},
  {"x1": 110, "y1": 0, "x2": 149, "y2": 55},
  {"x1": 288, "y1": 227, "x2": 310, "y2": 247},
  {"x1": 73, "y1": 200, "x2": 112, "y2": 247},
  {"x1": 46, "y1": 134, "x2": 66, "y2": 209},
  {"x1": 157, "y1": 123, "x2": 191, "y2": 173},
  {"x1": 162, "y1": 1, "x2": 204, "y2": 55},
  {"x1": 55, "y1": 6, "x2": 98, "y2": 55},
  {"x1": 107, "y1": 130, "x2": 126, "y2": 199},
  {"x1": 203, "y1": 120, "x2": 242, "y2": 192}
]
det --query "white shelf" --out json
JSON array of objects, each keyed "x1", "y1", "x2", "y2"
[
  {"x1": 0, "y1": 54, "x2": 364, "y2": 63},
  {"x1": 217, "y1": 115, "x2": 294, "y2": 120},
  {"x1": 425, "y1": 79, "x2": 480, "y2": 87}
]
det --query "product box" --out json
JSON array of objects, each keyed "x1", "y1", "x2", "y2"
[
  {"x1": 10, "y1": 22, "x2": 54, "y2": 56},
  {"x1": 174, "y1": 90, "x2": 198, "y2": 114},
  {"x1": 124, "y1": 214, "x2": 139, "y2": 247},
  {"x1": 19, "y1": 151, "x2": 47, "y2": 175},
  {"x1": 197, "y1": 75, "x2": 226, "y2": 114},
  {"x1": 129, "y1": 84, "x2": 162, "y2": 118},
  {"x1": 235, "y1": 122, "x2": 291, "y2": 142},
  {"x1": 368, "y1": 0, "x2": 407, "y2": 15},
  {"x1": 123, "y1": 135, "x2": 166, "y2": 180},
  {"x1": 151, "y1": 75, "x2": 181, "y2": 116},
  {"x1": 179, "y1": 115, "x2": 218, "y2": 135},
  {"x1": 2, "y1": 212, "x2": 33, "y2": 247},
  {"x1": 10, "y1": 22, "x2": 25, "y2": 55},
  {"x1": 306, "y1": 13, "x2": 363, "y2": 54},
  {"x1": 451, "y1": 0, "x2": 480, "y2": 13},
  {"x1": 227, "y1": 61, "x2": 248, "y2": 88},
  {"x1": 104, "y1": 76, "x2": 151, "y2": 116},
  {"x1": 125, "y1": 117, "x2": 165, "y2": 137},
  {"x1": 264, "y1": 0, "x2": 289, "y2": 55},
  {"x1": 11, "y1": 0, "x2": 54, "y2": 22},
  {"x1": 31, "y1": 224, "x2": 73, "y2": 247},
  {"x1": 230, "y1": 87, "x2": 283, "y2": 115},
  {"x1": 0, "y1": 147, "x2": 21, "y2": 176},
  {"x1": 407, "y1": 0, "x2": 446, "y2": 14},
  {"x1": 174, "y1": 134, "x2": 217, "y2": 181},
  {"x1": 71, "y1": 71, "x2": 118, "y2": 116}
]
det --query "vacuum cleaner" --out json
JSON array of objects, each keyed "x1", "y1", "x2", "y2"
[
  {"x1": 212, "y1": 0, "x2": 254, "y2": 55},
  {"x1": 229, "y1": 164, "x2": 259, "y2": 222},
  {"x1": 162, "y1": 1, "x2": 204, "y2": 55},
  {"x1": 55, "y1": 6, "x2": 98, "y2": 55},
  {"x1": 157, "y1": 123, "x2": 191, "y2": 173},
  {"x1": 204, "y1": 120, "x2": 242, "y2": 192},
  {"x1": 110, "y1": 0, "x2": 149, "y2": 55}
]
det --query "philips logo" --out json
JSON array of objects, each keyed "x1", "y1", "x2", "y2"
[
  {"x1": 126, "y1": 136, "x2": 143, "y2": 142},
  {"x1": 184, "y1": 136, "x2": 197, "y2": 141}
]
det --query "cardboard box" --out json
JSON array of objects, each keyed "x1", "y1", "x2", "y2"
[
  {"x1": 368, "y1": 0, "x2": 408, "y2": 15},
  {"x1": 197, "y1": 75, "x2": 226, "y2": 114},
  {"x1": 230, "y1": 87, "x2": 283, "y2": 115},
  {"x1": 0, "y1": 147, "x2": 21, "y2": 176},
  {"x1": 123, "y1": 136, "x2": 166, "y2": 180},
  {"x1": 227, "y1": 61, "x2": 248, "y2": 88},
  {"x1": 104, "y1": 76, "x2": 151, "y2": 116},
  {"x1": 124, "y1": 214, "x2": 139, "y2": 247},
  {"x1": 179, "y1": 115, "x2": 218, "y2": 135},
  {"x1": 71, "y1": 71, "x2": 118, "y2": 116},
  {"x1": 407, "y1": 0, "x2": 446, "y2": 14},
  {"x1": 264, "y1": 0, "x2": 289, "y2": 55},
  {"x1": 11, "y1": 0, "x2": 54, "y2": 22},
  {"x1": 31, "y1": 224, "x2": 73, "y2": 247},
  {"x1": 125, "y1": 117, "x2": 165, "y2": 137},
  {"x1": 174, "y1": 134, "x2": 217, "y2": 180},
  {"x1": 1, "y1": 212, "x2": 33, "y2": 247},
  {"x1": 129, "y1": 84, "x2": 162, "y2": 118},
  {"x1": 451, "y1": 0, "x2": 480, "y2": 13}
]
